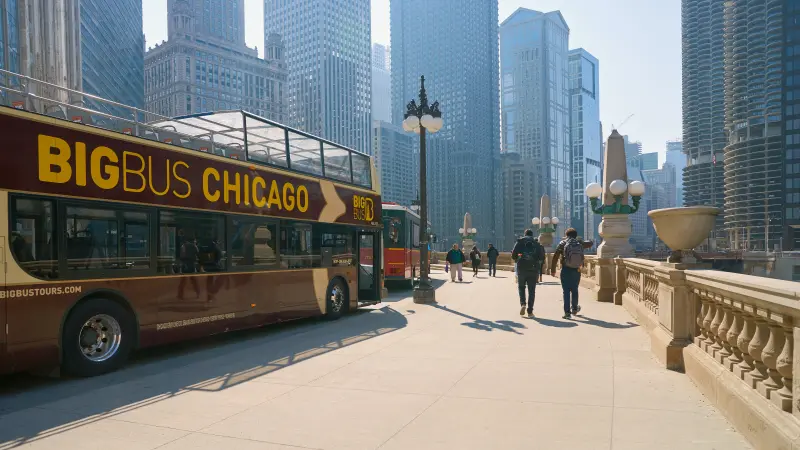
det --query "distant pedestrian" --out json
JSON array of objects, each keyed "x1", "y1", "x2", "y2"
[
  {"x1": 445, "y1": 244, "x2": 465, "y2": 282},
  {"x1": 486, "y1": 244, "x2": 499, "y2": 277},
  {"x1": 470, "y1": 246, "x2": 481, "y2": 277},
  {"x1": 511, "y1": 229, "x2": 545, "y2": 318},
  {"x1": 551, "y1": 228, "x2": 594, "y2": 319}
]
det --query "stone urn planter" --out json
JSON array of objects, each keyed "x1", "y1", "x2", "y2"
[{"x1": 648, "y1": 206, "x2": 720, "y2": 263}]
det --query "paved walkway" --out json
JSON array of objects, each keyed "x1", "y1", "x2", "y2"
[{"x1": 0, "y1": 271, "x2": 751, "y2": 449}]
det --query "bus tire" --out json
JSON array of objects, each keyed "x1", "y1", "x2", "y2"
[
  {"x1": 61, "y1": 298, "x2": 136, "y2": 377},
  {"x1": 325, "y1": 278, "x2": 348, "y2": 320}
]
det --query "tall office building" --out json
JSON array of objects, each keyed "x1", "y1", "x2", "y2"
[
  {"x1": 498, "y1": 152, "x2": 539, "y2": 249},
  {"x1": 665, "y1": 140, "x2": 685, "y2": 205},
  {"x1": 682, "y1": 0, "x2": 725, "y2": 243},
  {"x1": 643, "y1": 164, "x2": 677, "y2": 250},
  {"x1": 723, "y1": 0, "x2": 785, "y2": 252},
  {"x1": 783, "y1": 0, "x2": 800, "y2": 249},
  {"x1": 265, "y1": 0, "x2": 371, "y2": 153},
  {"x1": 81, "y1": 0, "x2": 145, "y2": 113},
  {"x1": 628, "y1": 161, "x2": 649, "y2": 250},
  {"x1": 392, "y1": 0, "x2": 500, "y2": 246},
  {"x1": 639, "y1": 152, "x2": 659, "y2": 170},
  {"x1": 569, "y1": 48, "x2": 601, "y2": 243},
  {"x1": 499, "y1": 8, "x2": 571, "y2": 245},
  {"x1": 145, "y1": 1, "x2": 287, "y2": 121},
  {"x1": 0, "y1": 1, "x2": 82, "y2": 99},
  {"x1": 623, "y1": 135, "x2": 643, "y2": 166},
  {"x1": 372, "y1": 120, "x2": 416, "y2": 207},
  {"x1": 371, "y1": 43, "x2": 391, "y2": 123}
]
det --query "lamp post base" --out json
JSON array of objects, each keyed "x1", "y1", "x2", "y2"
[
  {"x1": 413, "y1": 284, "x2": 436, "y2": 304},
  {"x1": 597, "y1": 214, "x2": 634, "y2": 258}
]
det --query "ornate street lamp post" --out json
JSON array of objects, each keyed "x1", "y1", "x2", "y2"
[
  {"x1": 531, "y1": 216, "x2": 559, "y2": 234},
  {"x1": 403, "y1": 75, "x2": 443, "y2": 304}
]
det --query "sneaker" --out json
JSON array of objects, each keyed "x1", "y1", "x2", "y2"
[
  {"x1": 520, "y1": 306, "x2": 526, "y2": 316},
  {"x1": 572, "y1": 305, "x2": 582, "y2": 315},
  {"x1": 563, "y1": 313, "x2": 571, "y2": 320},
  {"x1": 527, "y1": 312, "x2": 535, "y2": 318}
]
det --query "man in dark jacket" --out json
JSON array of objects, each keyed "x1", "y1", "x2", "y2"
[
  {"x1": 486, "y1": 244, "x2": 499, "y2": 277},
  {"x1": 511, "y1": 229, "x2": 545, "y2": 318},
  {"x1": 551, "y1": 228, "x2": 594, "y2": 319}
]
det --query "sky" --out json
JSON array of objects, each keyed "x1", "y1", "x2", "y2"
[{"x1": 143, "y1": 0, "x2": 680, "y2": 162}]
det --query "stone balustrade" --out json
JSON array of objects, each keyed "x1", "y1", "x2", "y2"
[{"x1": 573, "y1": 256, "x2": 800, "y2": 449}]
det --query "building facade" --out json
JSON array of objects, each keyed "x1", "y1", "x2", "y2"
[
  {"x1": 639, "y1": 152, "x2": 659, "y2": 170},
  {"x1": 0, "y1": 0, "x2": 82, "y2": 98},
  {"x1": 569, "y1": 48, "x2": 601, "y2": 243},
  {"x1": 643, "y1": 164, "x2": 676, "y2": 251},
  {"x1": 372, "y1": 120, "x2": 416, "y2": 207},
  {"x1": 145, "y1": 1, "x2": 287, "y2": 122},
  {"x1": 499, "y1": 8, "x2": 571, "y2": 244},
  {"x1": 623, "y1": 135, "x2": 643, "y2": 166},
  {"x1": 682, "y1": 0, "x2": 726, "y2": 244},
  {"x1": 665, "y1": 140, "x2": 685, "y2": 205},
  {"x1": 371, "y1": 43, "x2": 391, "y2": 123},
  {"x1": 265, "y1": 0, "x2": 371, "y2": 153},
  {"x1": 392, "y1": 0, "x2": 500, "y2": 247},
  {"x1": 498, "y1": 152, "x2": 539, "y2": 250},
  {"x1": 81, "y1": 0, "x2": 145, "y2": 113},
  {"x1": 783, "y1": 0, "x2": 800, "y2": 249},
  {"x1": 627, "y1": 161, "x2": 649, "y2": 250},
  {"x1": 723, "y1": 0, "x2": 784, "y2": 252}
]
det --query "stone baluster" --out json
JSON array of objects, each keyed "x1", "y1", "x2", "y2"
[
  {"x1": 747, "y1": 312, "x2": 771, "y2": 389},
  {"x1": 709, "y1": 299, "x2": 725, "y2": 355},
  {"x1": 735, "y1": 307, "x2": 757, "y2": 380},
  {"x1": 726, "y1": 304, "x2": 744, "y2": 370},
  {"x1": 696, "y1": 295, "x2": 709, "y2": 347},
  {"x1": 717, "y1": 304, "x2": 734, "y2": 362},
  {"x1": 702, "y1": 296, "x2": 717, "y2": 351},
  {"x1": 759, "y1": 318, "x2": 786, "y2": 400},
  {"x1": 775, "y1": 324, "x2": 793, "y2": 412}
]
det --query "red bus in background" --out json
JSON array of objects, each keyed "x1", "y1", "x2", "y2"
[{"x1": 381, "y1": 203, "x2": 428, "y2": 287}]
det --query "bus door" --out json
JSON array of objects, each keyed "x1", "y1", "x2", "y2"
[
  {"x1": 357, "y1": 231, "x2": 381, "y2": 303},
  {"x1": 0, "y1": 236, "x2": 6, "y2": 366}
]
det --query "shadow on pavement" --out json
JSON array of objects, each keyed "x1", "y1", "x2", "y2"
[
  {"x1": 433, "y1": 305, "x2": 526, "y2": 334},
  {"x1": 531, "y1": 316, "x2": 578, "y2": 328},
  {"x1": 383, "y1": 278, "x2": 447, "y2": 303},
  {"x1": 0, "y1": 305, "x2": 408, "y2": 447},
  {"x1": 573, "y1": 315, "x2": 639, "y2": 329}
]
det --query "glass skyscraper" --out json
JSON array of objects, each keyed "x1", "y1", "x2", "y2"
[
  {"x1": 569, "y1": 48, "x2": 601, "y2": 243},
  {"x1": 391, "y1": 0, "x2": 500, "y2": 246},
  {"x1": 81, "y1": 0, "x2": 144, "y2": 112},
  {"x1": 500, "y1": 8, "x2": 571, "y2": 242},
  {"x1": 264, "y1": 0, "x2": 372, "y2": 154}
]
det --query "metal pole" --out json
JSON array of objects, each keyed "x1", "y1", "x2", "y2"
[{"x1": 418, "y1": 125, "x2": 429, "y2": 285}]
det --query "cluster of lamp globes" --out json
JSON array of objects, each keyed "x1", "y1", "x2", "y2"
[
  {"x1": 584, "y1": 179, "x2": 646, "y2": 199},
  {"x1": 459, "y1": 227, "x2": 477, "y2": 235},
  {"x1": 532, "y1": 217, "x2": 559, "y2": 226},
  {"x1": 402, "y1": 114, "x2": 444, "y2": 134}
]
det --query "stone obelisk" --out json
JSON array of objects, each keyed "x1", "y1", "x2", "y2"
[
  {"x1": 462, "y1": 212, "x2": 474, "y2": 249},
  {"x1": 597, "y1": 130, "x2": 634, "y2": 258},
  {"x1": 538, "y1": 194, "x2": 555, "y2": 247}
]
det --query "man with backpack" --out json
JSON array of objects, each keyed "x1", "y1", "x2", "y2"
[
  {"x1": 551, "y1": 228, "x2": 594, "y2": 319},
  {"x1": 511, "y1": 229, "x2": 545, "y2": 318}
]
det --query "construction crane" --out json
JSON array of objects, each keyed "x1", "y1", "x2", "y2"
[{"x1": 613, "y1": 114, "x2": 635, "y2": 132}]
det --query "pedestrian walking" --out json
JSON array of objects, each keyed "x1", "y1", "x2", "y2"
[
  {"x1": 486, "y1": 244, "x2": 499, "y2": 277},
  {"x1": 511, "y1": 229, "x2": 545, "y2": 318},
  {"x1": 445, "y1": 244, "x2": 465, "y2": 282},
  {"x1": 551, "y1": 228, "x2": 594, "y2": 319},
  {"x1": 470, "y1": 246, "x2": 481, "y2": 277}
]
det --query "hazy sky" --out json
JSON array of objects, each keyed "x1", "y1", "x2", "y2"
[{"x1": 143, "y1": 0, "x2": 680, "y2": 161}]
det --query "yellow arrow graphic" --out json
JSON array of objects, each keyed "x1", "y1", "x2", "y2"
[{"x1": 319, "y1": 180, "x2": 346, "y2": 223}]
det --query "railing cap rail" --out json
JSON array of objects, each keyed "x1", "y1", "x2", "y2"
[{"x1": 685, "y1": 270, "x2": 800, "y2": 315}]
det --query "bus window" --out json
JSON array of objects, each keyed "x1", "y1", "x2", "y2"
[
  {"x1": 280, "y1": 223, "x2": 317, "y2": 269},
  {"x1": 64, "y1": 206, "x2": 150, "y2": 272},
  {"x1": 412, "y1": 222, "x2": 421, "y2": 248},
  {"x1": 229, "y1": 219, "x2": 278, "y2": 267},
  {"x1": 10, "y1": 197, "x2": 58, "y2": 279},
  {"x1": 159, "y1": 211, "x2": 225, "y2": 274},
  {"x1": 317, "y1": 225, "x2": 354, "y2": 267}
]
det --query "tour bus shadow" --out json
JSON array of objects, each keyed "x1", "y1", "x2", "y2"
[
  {"x1": 0, "y1": 306, "x2": 409, "y2": 447},
  {"x1": 383, "y1": 278, "x2": 447, "y2": 303}
]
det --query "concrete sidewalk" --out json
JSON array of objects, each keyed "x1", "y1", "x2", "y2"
[{"x1": 0, "y1": 271, "x2": 751, "y2": 449}]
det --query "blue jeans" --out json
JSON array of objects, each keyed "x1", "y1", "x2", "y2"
[
  {"x1": 488, "y1": 261, "x2": 497, "y2": 276},
  {"x1": 560, "y1": 267, "x2": 581, "y2": 314}
]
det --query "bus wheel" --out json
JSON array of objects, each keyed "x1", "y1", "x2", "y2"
[
  {"x1": 62, "y1": 298, "x2": 136, "y2": 377},
  {"x1": 325, "y1": 279, "x2": 348, "y2": 320}
]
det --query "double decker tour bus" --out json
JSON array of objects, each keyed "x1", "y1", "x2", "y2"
[
  {"x1": 0, "y1": 70, "x2": 382, "y2": 377},
  {"x1": 382, "y1": 203, "x2": 430, "y2": 287}
]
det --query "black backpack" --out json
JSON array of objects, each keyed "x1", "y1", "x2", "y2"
[{"x1": 517, "y1": 239, "x2": 543, "y2": 271}]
